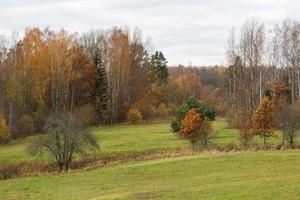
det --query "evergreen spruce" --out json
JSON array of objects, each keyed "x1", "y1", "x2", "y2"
[
  {"x1": 93, "y1": 53, "x2": 108, "y2": 124},
  {"x1": 150, "y1": 51, "x2": 169, "y2": 84}
]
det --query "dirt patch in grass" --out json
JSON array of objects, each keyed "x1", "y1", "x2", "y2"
[{"x1": 1, "y1": 144, "x2": 299, "y2": 180}]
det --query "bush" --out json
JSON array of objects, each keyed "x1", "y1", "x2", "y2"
[
  {"x1": 171, "y1": 118, "x2": 181, "y2": 132},
  {"x1": 171, "y1": 98, "x2": 216, "y2": 132},
  {"x1": 126, "y1": 108, "x2": 143, "y2": 124},
  {"x1": 131, "y1": 97, "x2": 153, "y2": 120},
  {"x1": 0, "y1": 117, "x2": 10, "y2": 144},
  {"x1": 239, "y1": 119, "x2": 254, "y2": 147},
  {"x1": 27, "y1": 112, "x2": 99, "y2": 172},
  {"x1": 180, "y1": 109, "x2": 213, "y2": 148},
  {"x1": 13, "y1": 115, "x2": 35, "y2": 138},
  {"x1": 180, "y1": 109, "x2": 202, "y2": 145}
]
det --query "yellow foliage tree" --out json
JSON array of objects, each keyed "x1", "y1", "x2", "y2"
[
  {"x1": 126, "y1": 108, "x2": 143, "y2": 124},
  {"x1": 0, "y1": 116, "x2": 10, "y2": 144}
]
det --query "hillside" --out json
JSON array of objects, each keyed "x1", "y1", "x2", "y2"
[
  {"x1": 1, "y1": 151, "x2": 300, "y2": 200},
  {"x1": 0, "y1": 119, "x2": 287, "y2": 164}
]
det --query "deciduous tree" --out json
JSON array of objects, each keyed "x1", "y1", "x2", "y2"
[
  {"x1": 252, "y1": 97, "x2": 274, "y2": 145},
  {"x1": 126, "y1": 108, "x2": 143, "y2": 124},
  {"x1": 0, "y1": 116, "x2": 10, "y2": 144},
  {"x1": 27, "y1": 112, "x2": 99, "y2": 172}
]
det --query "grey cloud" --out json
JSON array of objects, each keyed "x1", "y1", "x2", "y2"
[{"x1": 0, "y1": 0, "x2": 300, "y2": 65}]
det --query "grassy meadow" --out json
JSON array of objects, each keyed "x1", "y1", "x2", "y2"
[
  {"x1": 1, "y1": 151, "x2": 300, "y2": 200},
  {"x1": 1, "y1": 119, "x2": 300, "y2": 200},
  {"x1": 0, "y1": 122, "x2": 189, "y2": 164},
  {"x1": 0, "y1": 119, "x2": 292, "y2": 164}
]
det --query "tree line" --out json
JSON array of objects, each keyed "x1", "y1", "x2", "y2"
[
  {"x1": 0, "y1": 26, "x2": 224, "y2": 142},
  {"x1": 224, "y1": 18, "x2": 300, "y2": 146},
  {"x1": 0, "y1": 27, "x2": 168, "y2": 140}
]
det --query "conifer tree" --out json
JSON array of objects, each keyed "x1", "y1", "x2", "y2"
[
  {"x1": 150, "y1": 51, "x2": 169, "y2": 84},
  {"x1": 92, "y1": 53, "x2": 108, "y2": 124}
]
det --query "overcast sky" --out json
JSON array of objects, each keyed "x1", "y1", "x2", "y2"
[{"x1": 0, "y1": 0, "x2": 299, "y2": 66}]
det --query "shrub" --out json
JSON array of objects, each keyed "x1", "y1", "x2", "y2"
[
  {"x1": 126, "y1": 108, "x2": 143, "y2": 124},
  {"x1": 131, "y1": 96, "x2": 153, "y2": 120},
  {"x1": 180, "y1": 109, "x2": 202, "y2": 144},
  {"x1": 171, "y1": 98, "x2": 216, "y2": 132},
  {"x1": 13, "y1": 115, "x2": 35, "y2": 138},
  {"x1": 180, "y1": 109, "x2": 213, "y2": 148},
  {"x1": 197, "y1": 117, "x2": 214, "y2": 148},
  {"x1": 274, "y1": 98, "x2": 300, "y2": 146},
  {"x1": 0, "y1": 117, "x2": 10, "y2": 144},
  {"x1": 27, "y1": 112, "x2": 99, "y2": 172},
  {"x1": 171, "y1": 118, "x2": 181, "y2": 132},
  {"x1": 239, "y1": 118, "x2": 254, "y2": 147}
]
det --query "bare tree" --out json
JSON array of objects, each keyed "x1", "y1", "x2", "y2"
[
  {"x1": 279, "y1": 18, "x2": 300, "y2": 101},
  {"x1": 239, "y1": 19, "x2": 265, "y2": 111},
  {"x1": 27, "y1": 112, "x2": 99, "y2": 172},
  {"x1": 266, "y1": 24, "x2": 282, "y2": 95},
  {"x1": 275, "y1": 102, "x2": 300, "y2": 145},
  {"x1": 0, "y1": 35, "x2": 8, "y2": 112},
  {"x1": 226, "y1": 28, "x2": 236, "y2": 106}
]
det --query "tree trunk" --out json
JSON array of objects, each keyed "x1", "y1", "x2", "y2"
[
  {"x1": 259, "y1": 65, "x2": 262, "y2": 102},
  {"x1": 8, "y1": 102, "x2": 13, "y2": 129},
  {"x1": 297, "y1": 69, "x2": 300, "y2": 98},
  {"x1": 289, "y1": 126, "x2": 295, "y2": 146},
  {"x1": 281, "y1": 131, "x2": 285, "y2": 145},
  {"x1": 70, "y1": 86, "x2": 75, "y2": 112}
]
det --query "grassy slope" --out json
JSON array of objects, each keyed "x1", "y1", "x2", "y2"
[
  {"x1": 1, "y1": 151, "x2": 300, "y2": 200},
  {"x1": 212, "y1": 119, "x2": 286, "y2": 146},
  {"x1": 92, "y1": 123, "x2": 190, "y2": 155},
  {"x1": 0, "y1": 122, "x2": 190, "y2": 164},
  {"x1": 0, "y1": 119, "x2": 290, "y2": 164}
]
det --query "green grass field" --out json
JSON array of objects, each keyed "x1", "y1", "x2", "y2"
[
  {"x1": 1, "y1": 119, "x2": 300, "y2": 200},
  {"x1": 0, "y1": 119, "x2": 292, "y2": 164},
  {"x1": 0, "y1": 122, "x2": 190, "y2": 164},
  {"x1": 1, "y1": 151, "x2": 300, "y2": 200}
]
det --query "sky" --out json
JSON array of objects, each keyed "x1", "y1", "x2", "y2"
[{"x1": 0, "y1": 0, "x2": 299, "y2": 66}]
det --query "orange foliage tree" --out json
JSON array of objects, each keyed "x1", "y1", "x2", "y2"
[
  {"x1": 180, "y1": 109, "x2": 213, "y2": 148},
  {"x1": 252, "y1": 97, "x2": 274, "y2": 145}
]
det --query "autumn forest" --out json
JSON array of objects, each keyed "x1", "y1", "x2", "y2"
[
  {"x1": 0, "y1": 26, "x2": 223, "y2": 141},
  {"x1": 1, "y1": 11, "x2": 300, "y2": 199}
]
